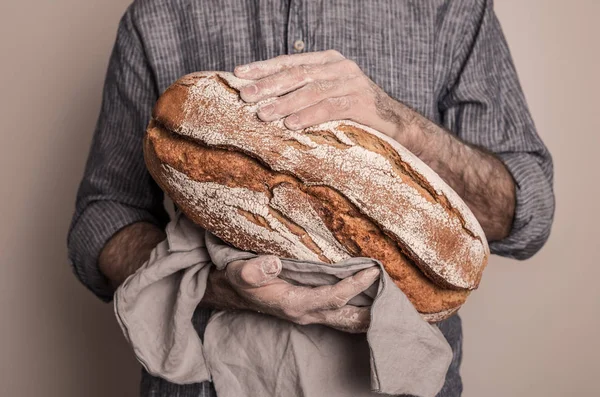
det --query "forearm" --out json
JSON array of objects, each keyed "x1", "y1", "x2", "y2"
[
  {"x1": 231, "y1": 53, "x2": 516, "y2": 241},
  {"x1": 386, "y1": 102, "x2": 516, "y2": 241},
  {"x1": 98, "y1": 221, "x2": 166, "y2": 290}
]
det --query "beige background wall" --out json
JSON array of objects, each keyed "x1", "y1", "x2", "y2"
[{"x1": 0, "y1": 0, "x2": 597, "y2": 396}]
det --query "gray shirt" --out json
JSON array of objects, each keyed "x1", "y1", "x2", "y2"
[{"x1": 67, "y1": 0, "x2": 555, "y2": 396}]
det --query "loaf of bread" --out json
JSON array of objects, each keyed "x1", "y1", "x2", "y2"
[{"x1": 143, "y1": 72, "x2": 490, "y2": 321}]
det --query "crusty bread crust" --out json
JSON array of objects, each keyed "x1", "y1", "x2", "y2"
[
  {"x1": 145, "y1": 126, "x2": 470, "y2": 317},
  {"x1": 144, "y1": 72, "x2": 490, "y2": 321}
]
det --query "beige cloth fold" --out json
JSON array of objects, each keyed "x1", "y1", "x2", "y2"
[{"x1": 114, "y1": 212, "x2": 452, "y2": 397}]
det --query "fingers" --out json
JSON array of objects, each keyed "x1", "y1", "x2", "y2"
[
  {"x1": 234, "y1": 50, "x2": 346, "y2": 80},
  {"x1": 301, "y1": 267, "x2": 380, "y2": 312},
  {"x1": 226, "y1": 255, "x2": 282, "y2": 288},
  {"x1": 257, "y1": 78, "x2": 357, "y2": 122},
  {"x1": 239, "y1": 58, "x2": 364, "y2": 103},
  {"x1": 234, "y1": 54, "x2": 377, "y2": 131},
  {"x1": 239, "y1": 60, "x2": 347, "y2": 103},
  {"x1": 283, "y1": 96, "x2": 355, "y2": 130},
  {"x1": 303, "y1": 305, "x2": 371, "y2": 334},
  {"x1": 224, "y1": 261, "x2": 378, "y2": 334}
]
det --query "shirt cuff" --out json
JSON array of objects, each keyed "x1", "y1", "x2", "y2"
[
  {"x1": 488, "y1": 152, "x2": 555, "y2": 260},
  {"x1": 67, "y1": 200, "x2": 167, "y2": 302}
]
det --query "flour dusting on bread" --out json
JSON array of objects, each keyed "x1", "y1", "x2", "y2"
[
  {"x1": 170, "y1": 72, "x2": 487, "y2": 289},
  {"x1": 147, "y1": 71, "x2": 491, "y2": 321},
  {"x1": 271, "y1": 183, "x2": 351, "y2": 263},
  {"x1": 164, "y1": 164, "x2": 323, "y2": 261}
]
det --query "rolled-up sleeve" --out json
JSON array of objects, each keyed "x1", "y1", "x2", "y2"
[
  {"x1": 67, "y1": 8, "x2": 169, "y2": 302},
  {"x1": 439, "y1": 0, "x2": 555, "y2": 259}
]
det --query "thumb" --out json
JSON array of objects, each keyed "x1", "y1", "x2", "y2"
[{"x1": 226, "y1": 255, "x2": 282, "y2": 288}]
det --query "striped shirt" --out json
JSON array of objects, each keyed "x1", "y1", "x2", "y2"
[{"x1": 67, "y1": 0, "x2": 555, "y2": 396}]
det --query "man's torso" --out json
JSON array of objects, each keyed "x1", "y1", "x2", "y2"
[{"x1": 132, "y1": 1, "x2": 469, "y2": 395}]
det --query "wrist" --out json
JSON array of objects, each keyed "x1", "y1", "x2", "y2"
[
  {"x1": 374, "y1": 98, "x2": 429, "y2": 157},
  {"x1": 393, "y1": 105, "x2": 444, "y2": 161}
]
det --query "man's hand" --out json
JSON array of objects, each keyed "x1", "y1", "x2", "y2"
[
  {"x1": 234, "y1": 50, "x2": 419, "y2": 151},
  {"x1": 234, "y1": 51, "x2": 517, "y2": 241},
  {"x1": 200, "y1": 255, "x2": 380, "y2": 333},
  {"x1": 99, "y1": 221, "x2": 378, "y2": 333}
]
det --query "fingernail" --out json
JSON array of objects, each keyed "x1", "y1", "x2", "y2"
[
  {"x1": 285, "y1": 114, "x2": 300, "y2": 129},
  {"x1": 259, "y1": 103, "x2": 274, "y2": 117},
  {"x1": 261, "y1": 257, "x2": 279, "y2": 275},
  {"x1": 365, "y1": 267, "x2": 380, "y2": 278}
]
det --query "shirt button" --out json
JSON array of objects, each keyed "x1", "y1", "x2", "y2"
[{"x1": 293, "y1": 39, "x2": 305, "y2": 52}]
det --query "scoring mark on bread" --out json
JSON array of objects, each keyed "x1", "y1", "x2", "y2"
[
  {"x1": 163, "y1": 166, "x2": 323, "y2": 262},
  {"x1": 302, "y1": 129, "x2": 353, "y2": 149},
  {"x1": 339, "y1": 124, "x2": 478, "y2": 240},
  {"x1": 266, "y1": 207, "x2": 330, "y2": 263},
  {"x1": 270, "y1": 183, "x2": 351, "y2": 263},
  {"x1": 208, "y1": 75, "x2": 238, "y2": 95},
  {"x1": 282, "y1": 139, "x2": 312, "y2": 151},
  {"x1": 236, "y1": 209, "x2": 274, "y2": 232}
]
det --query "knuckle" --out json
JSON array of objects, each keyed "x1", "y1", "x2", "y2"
[
  {"x1": 311, "y1": 80, "x2": 334, "y2": 94},
  {"x1": 296, "y1": 64, "x2": 310, "y2": 75},
  {"x1": 341, "y1": 59, "x2": 360, "y2": 73},
  {"x1": 325, "y1": 49, "x2": 345, "y2": 60},
  {"x1": 327, "y1": 96, "x2": 352, "y2": 112},
  {"x1": 304, "y1": 64, "x2": 324, "y2": 76},
  {"x1": 332, "y1": 295, "x2": 348, "y2": 309},
  {"x1": 323, "y1": 295, "x2": 347, "y2": 310},
  {"x1": 300, "y1": 64, "x2": 312, "y2": 74},
  {"x1": 289, "y1": 65, "x2": 311, "y2": 81}
]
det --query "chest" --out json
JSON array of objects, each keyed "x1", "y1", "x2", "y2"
[{"x1": 143, "y1": 0, "x2": 450, "y2": 121}]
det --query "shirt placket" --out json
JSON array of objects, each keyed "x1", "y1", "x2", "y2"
[{"x1": 287, "y1": 0, "x2": 307, "y2": 54}]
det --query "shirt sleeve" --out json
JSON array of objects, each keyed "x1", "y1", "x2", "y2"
[
  {"x1": 439, "y1": 0, "x2": 555, "y2": 259},
  {"x1": 67, "y1": 8, "x2": 170, "y2": 302}
]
